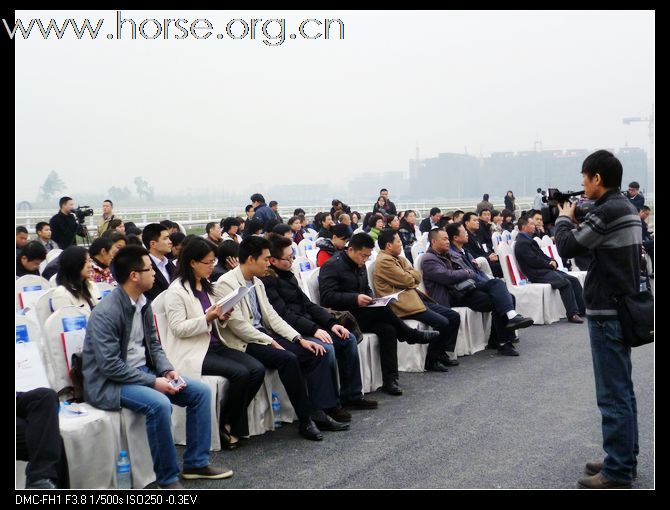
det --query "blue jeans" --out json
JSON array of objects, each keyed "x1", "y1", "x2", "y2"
[
  {"x1": 311, "y1": 333, "x2": 363, "y2": 404},
  {"x1": 119, "y1": 366, "x2": 211, "y2": 486},
  {"x1": 587, "y1": 319, "x2": 639, "y2": 483}
]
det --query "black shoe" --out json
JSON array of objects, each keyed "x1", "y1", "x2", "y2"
[
  {"x1": 26, "y1": 478, "x2": 57, "y2": 489},
  {"x1": 325, "y1": 406, "x2": 352, "y2": 422},
  {"x1": 437, "y1": 353, "x2": 459, "y2": 366},
  {"x1": 511, "y1": 334, "x2": 520, "y2": 344},
  {"x1": 298, "y1": 418, "x2": 324, "y2": 441},
  {"x1": 424, "y1": 359, "x2": 449, "y2": 372},
  {"x1": 342, "y1": 396, "x2": 378, "y2": 410},
  {"x1": 381, "y1": 380, "x2": 403, "y2": 395},
  {"x1": 497, "y1": 342, "x2": 519, "y2": 356},
  {"x1": 406, "y1": 330, "x2": 440, "y2": 344},
  {"x1": 584, "y1": 461, "x2": 638, "y2": 481},
  {"x1": 219, "y1": 429, "x2": 240, "y2": 450},
  {"x1": 311, "y1": 410, "x2": 350, "y2": 431},
  {"x1": 505, "y1": 314, "x2": 534, "y2": 331}
]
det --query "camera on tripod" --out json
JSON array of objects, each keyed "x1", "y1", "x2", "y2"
[
  {"x1": 74, "y1": 206, "x2": 94, "y2": 224},
  {"x1": 543, "y1": 189, "x2": 595, "y2": 223}
]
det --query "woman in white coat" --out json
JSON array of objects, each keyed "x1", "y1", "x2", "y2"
[
  {"x1": 164, "y1": 238, "x2": 265, "y2": 449},
  {"x1": 52, "y1": 246, "x2": 101, "y2": 312}
]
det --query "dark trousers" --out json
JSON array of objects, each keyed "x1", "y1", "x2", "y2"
[
  {"x1": 245, "y1": 342, "x2": 311, "y2": 420},
  {"x1": 16, "y1": 388, "x2": 69, "y2": 488},
  {"x1": 405, "y1": 302, "x2": 460, "y2": 359},
  {"x1": 550, "y1": 272, "x2": 585, "y2": 317},
  {"x1": 456, "y1": 278, "x2": 516, "y2": 344},
  {"x1": 275, "y1": 337, "x2": 339, "y2": 410},
  {"x1": 351, "y1": 306, "x2": 416, "y2": 384},
  {"x1": 312, "y1": 333, "x2": 363, "y2": 403},
  {"x1": 202, "y1": 344, "x2": 266, "y2": 438}
]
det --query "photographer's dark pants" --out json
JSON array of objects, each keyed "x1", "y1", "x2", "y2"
[{"x1": 16, "y1": 388, "x2": 69, "y2": 488}]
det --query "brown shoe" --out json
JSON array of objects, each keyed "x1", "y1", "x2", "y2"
[
  {"x1": 585, "y1": 461, "x2": 637, "y2": 480},
  {"x1": 568, "y1": 315, "x2": 585, "y2": 324},
  {"x1": 577, "y1": 473, "x2": 631, "y2": 489},
  {"x1": 158, "y1": 480, "x2": 184, "y2": 489},
  {"x1": 325, "y1": 406, "x2": 352, "y2": 422},
  {"x1": 182, "y1": 465, "x2": 233, "y2": 480}
]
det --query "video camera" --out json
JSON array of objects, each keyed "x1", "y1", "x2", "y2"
[
  {"x1": 543, "y1": 189, "x2": 595, "y2": 223},
  {"x1": 74, "y1": 206, "x2": 94, "y2": 224}
]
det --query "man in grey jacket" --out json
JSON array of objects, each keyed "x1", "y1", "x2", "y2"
[{"x1": 82, "y1": 245, "x2": 232, "y2": 489}]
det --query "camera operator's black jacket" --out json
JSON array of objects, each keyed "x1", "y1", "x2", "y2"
[
  {"x1": 554, "y1": 190, "x2": 642, "y2": 320},
  {"x1": 49, "y1": 211, "x2": 78, "y2": 249}
]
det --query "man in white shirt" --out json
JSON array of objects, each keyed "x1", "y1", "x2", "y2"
[{"x1": 142, "y1": 223, "x2": 174, "y2": 301}]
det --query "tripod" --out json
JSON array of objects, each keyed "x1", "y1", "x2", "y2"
[{"x1": 76, "y1": 222, "x2": 93, "y2": 247}]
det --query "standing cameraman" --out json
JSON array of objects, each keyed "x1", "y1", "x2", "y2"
[
  {"x1": 49, "y1": 196, "x2": 79, "y2": 249},
  {"x1": 554, "y1": 150, "x2": 643, "y2": 489}
]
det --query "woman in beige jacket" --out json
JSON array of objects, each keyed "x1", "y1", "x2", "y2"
[
  {"x1": 164, "y1": 238, "x2": 265, "y2": 449},
  {"x1": 52, "y1": 246, "x2": 102, "y2": 312}
]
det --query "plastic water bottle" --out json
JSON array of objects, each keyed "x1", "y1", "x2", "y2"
[
  {"x1": 271, "y1": 392, "x2": 281, "y2": 429},
  {"x1": 116, "y1": 450, "x2": 132, "y2": 489},
  {"x1": 518, "y1": 278, "x2": 527, "y2": 286}
]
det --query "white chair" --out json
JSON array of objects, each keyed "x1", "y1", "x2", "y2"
[
  {"x1": 38, "y1": 259, "x2": 48, "y2": 275},
  {"x1": 46, "y1": 248, "x2": 63, "y2": 264},
  {"x1": 492, "y1": 232, "x2": 504, "y2": 252},
  {"x1": 49, "y1": 274, "x2": 58, "y2": 288},
  {"x1": 365, "y1": 259, "x2": 376, "y2": 297},
  {"x1": 306, "y1": 228, "x2": 318, "y2": 238},
  {"x1": 297, "y1": 268, "x2": 318, "y2": 301},
  {"x1": 95, "y1": 281, "x2": 115, "y2": 299},
  {"x1": 292, "y1": 256, "x2": 314, "y2": 275},
  {"x1": 291, "y1": 242, "x2": 299, "y2": 258},
  {"x1": 352, "y1": 227, "x2": 365, "y2": 235},
  {"x1": 306, "y1": 268, "x2": 321, "y2": 305},
  {"x1": 411, "y1": 242, "x2": 427, "y2": 264},
  {"x1": 246, "y1": 370, "x2": 297, "y2": 436},
  {"x1": 297, "y1": 238, "x2": 315, "y2": 257},
  {"x1": 34, "y1": 288, "x2": 57, "y2": 330},
  {"x1": 16, "y1": 275, "x2": 50, "y2": 311}
]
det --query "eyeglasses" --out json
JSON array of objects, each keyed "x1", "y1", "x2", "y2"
[
  {"x1": 135, "y1": 267, "x2": 153, "y2": 273},
  {"x1": 197, "y1": 259, "x2": 216, "y2": 266},
  {"x1": 278, "y1": 255, "x2": 295, "y2": 262}
]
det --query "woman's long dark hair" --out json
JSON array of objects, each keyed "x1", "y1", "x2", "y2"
[
  {"x1": 175, "y1": 237, "x2": 215, "y2": 294},
  {"x1": 56, "y1": 246, "x2": 94, "y2": 303}
]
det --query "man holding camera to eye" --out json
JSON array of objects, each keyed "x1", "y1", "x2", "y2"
[
  {"x1": 554, "y1": 150, "x2": 643, "y2": 489},
  {"x1": 49, "y1": 196, "x2": 80, "y2": 249}
]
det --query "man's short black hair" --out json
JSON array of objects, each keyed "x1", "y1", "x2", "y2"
[
  {"x1": 250, "y1": 193, "x2": 265, "y2": 204},
  {"x1": 112, "y1": 245, "x2": 150, "y2": 285},
  {"x1": 269, "y1": 200, "x2": 278, "y2": 207},
  {"x1": 640, "y1": 205, "x2": 651, "y2": 212},
  {"x1": 581, "y1": 150, "x2": 623, "y2": 190},
  {"x1": 462, "y1": 212, "x2": 478, "y2": 224},
  {"x1": 245, "y1": 204, "x2": 254, "y2": 213},
  {"x1": 428, "y1": 228, "x2": 444, "y2": 245},
  {"x1": 268, "y1": 233, "x2": 293, "y2": 259},
  {"x1": 628, "y1": 181, "x2": 640, "y2": 189},
  {"x1": 142, "y1": 223, "x2": 168, "y2": 249},
  {"x1": 517, "y1": 216, "x2": 532, "y2": 230},
  {"x1": 429, "y1": 207, "x2": 441, "y2": 217},
  {"x1": 377, "y1": 228, "x2": 398, "y2": 251},
  {"x1": 272, "y1": 223, "x2": 291, "y2": 236},
  {"x1": 348, "y1": 232, "x2": 375, "y2": 251},
  {"x1": 35, "y1": 222, "x2": 49, "y2": 233},
  {"x1": 445, "y1": 222, "x2": 463, "y2": 241},
  {"x1": 331, "y1": 224, "x2": 352, "y2": 240},
  {"x1": 206, "y1": 222, "x2": 217, "y2": 235},
  {"x1": 59, "y1": 196, "x2": 73, "y2": 208},
  {"x1": 89, "y1": 237, "x2": 112, "y2": 257},
  {"x1": 380, "y1": 188, "x2": 388, "y2": 194},
  {"x1": 19, "y1": 241, "x2": 47, "y2": 261},
  {"x1": 479, "y1": 208, "x2": 491, "y2": 215},
  {"x1": 103, "y1": 199, "x2": 113, "y2": 207},
  {"x1": 483, "y1": 193, "x2": 489, "y2": 201},
  {"x1": 169, "y1": 231, "x2": 186, "y2": 247},
  {"x1": 239, "y1": 235, "x2": 270, "y2": 264},
  {"x1": 16, "y1": 225, "x2": 29, "y2": 235},
  {"x1": 293, "y1": 208, "x2": 306, "y2": 216}
]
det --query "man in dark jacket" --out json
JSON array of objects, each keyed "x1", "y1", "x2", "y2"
[
  {"x1": 262, "y1": 235, "x2": 377, "y2": 417},
  {"x1": 82, "y1": 245, "x2": 231, "y2": 489},
  {"x1": 319, "y1": 233, "x2": 439, "y2": 395},
  {"x1": 422, "y1": 226, "x2": 533, "y2": 356},
  {"x1": 419, "y1": 207, "x2": 442, "y2": 233},
  {"x1": 372, "y1": 188, "x2": 397, "y2": 216},
  {"x1": 554, "y1": 150, "x2": 643, "y2": 489},
  {"x1": 49, "y1": 196, "x2": 79, "y2": 249},
  {"x1": 249, "y1": 193, "x2": 276, "y2": 230},
  {"x1": 515, "y1": 216, "x2": 585, "y2": 323}
]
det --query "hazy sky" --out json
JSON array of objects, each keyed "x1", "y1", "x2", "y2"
[{"x1": 15, "y1": 10, "x2": 655, "y2": 200}]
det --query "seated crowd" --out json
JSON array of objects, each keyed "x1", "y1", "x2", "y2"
[{"x1": 17, "y1": 186, "x2": 647, "y2": 489}]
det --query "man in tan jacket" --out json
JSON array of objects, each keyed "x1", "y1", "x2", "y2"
[
  {"x1": 214, "y1": 236, "x2": 349, "y2": 441},
  {"x1": 373, "y1": 229, "x2": 461, "y2": 372}
]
